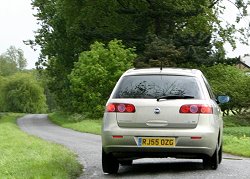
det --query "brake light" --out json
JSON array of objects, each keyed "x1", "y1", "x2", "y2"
[
  {"x1": 179, "y1": 104, "x2": 213, "y2": 114},
  {"x1": 106, "y1": 103, "x2": 136, "y2": 113},
  {"x1": 107, "y1": 103, "x2": 116, "y2": 112}
]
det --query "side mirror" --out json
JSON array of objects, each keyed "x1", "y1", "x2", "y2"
[{"x1": 217, "y1": 95, "x2": 230, "y2": 104}]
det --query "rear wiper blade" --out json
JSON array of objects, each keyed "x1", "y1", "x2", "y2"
[{"x1": 157, "y1": 95, "x2": 194, "y2": 101}]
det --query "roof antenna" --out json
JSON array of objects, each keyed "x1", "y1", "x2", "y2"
[{"x1": 160, "y1": 60, "x2": 163, "y2": 71}]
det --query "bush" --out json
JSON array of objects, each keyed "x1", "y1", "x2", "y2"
[
  {"x1": 2, "y1": 73, "x2": 47, "y2": 113},
  {"x1": 69, "y1": 40, "x2": 136, "y2": 117},
  {"x1": 0, "y1": 76, "x2": 7, "y2": 111}
]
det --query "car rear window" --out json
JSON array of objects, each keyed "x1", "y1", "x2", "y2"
[{"x1": 113, "y1": 75, "x2": 202, "y2": 99}]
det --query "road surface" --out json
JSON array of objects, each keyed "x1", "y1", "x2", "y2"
[{"x1": 17, "y1": 114, "x2": 250, "y2": 179}]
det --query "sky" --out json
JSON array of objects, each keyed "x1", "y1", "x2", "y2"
[
  {"x1": 0, "y1": 1, "x2": 250, "y2": 69},
  {"x1": 0, "y1": 0, "x2": 39, "y2": 69}
]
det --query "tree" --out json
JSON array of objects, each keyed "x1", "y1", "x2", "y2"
[
  {"x1": 2, "y1": 73, "x2": 47, "y2": 113},
  {"x1": 5, "y1": 46, "x2": 27, "y2": 70},
  {"x1": 35, "y1": 69, "x2": 58, "y2": 112},
  {"x1": 0, "y1": 76, "x2": 7, "y2": 111},
  {"x1": 69, "y1": 40, "x2": 136, "y2": 117},
  {"x1": 0, "y1": 46, "x2": 27, "y2": 76},
  {"x1": 201, "y1": 64, "x2": 250, "y2": 115},
  {"x1": 0, "y1": 55, "x2": 17, "y2": 76}
]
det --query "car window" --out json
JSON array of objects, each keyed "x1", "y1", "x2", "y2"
[{"x1": 113, "y1": 75, "x2": 202, "y2": 99}]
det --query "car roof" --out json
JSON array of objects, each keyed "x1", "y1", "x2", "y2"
[{"x1": 123, "y1": 68, "x2": 202, "y2": 77}]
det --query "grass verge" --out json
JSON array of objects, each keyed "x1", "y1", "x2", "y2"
[
  {"x1": 49, "y1": 112, "x2": 101, "y2": 135},
  {"x1": 48, "y1": 112, "x2": 250, "y2": 157},
  {"x1": 223, "y1": 135, "x2": 250, "y2": 157},
  {"x1": 223, "y1": 113, "x2": 250, "y2": 157},
  {"x1": 0, "y1": 113, "x2": 82, "y2": 178}
]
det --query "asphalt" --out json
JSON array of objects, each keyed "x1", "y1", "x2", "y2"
[{"x1": 17, "y1": 114, "x2": 250, "y2": 179}]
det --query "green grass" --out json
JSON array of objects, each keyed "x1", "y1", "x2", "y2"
[
  {"x1": 224, "y1": 127, "x2": 250, "y2": 137},
  {"x1": 223, "y1": 135, "x2": 250, "y2": 157},
  {"x1": 223, "y1": 112, "x2": 250, "y2": 157},
  {"x1": 0, "y1": 113, "x2": 82, "y2": 178},
  {"x1": 49, "y1": 112, "x2": 102, "y2": 135}
]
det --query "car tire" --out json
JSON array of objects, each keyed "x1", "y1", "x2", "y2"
[
  {"x1": 211, "y1": 144, "x2": 219, "y2": 169},
  {"x1": 102, "y1": 148, "x2": 119, "y2": 174},
  {"x1": 218, "y1": 144, "x2": 223, "y2": 164},
  {"x1": 119, "y1": 160, "x2": 133, "y2": 166},
  {"x1": 203, "y1": 144, "x2": 219, "y2": 170}
]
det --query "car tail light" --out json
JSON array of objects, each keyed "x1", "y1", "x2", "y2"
[
  {"x1": 106, "y1": 103, "x2": 136, "y2": 113},
  {"x1": 179, "y1": 104, "x2": 213, "y2": 114}
]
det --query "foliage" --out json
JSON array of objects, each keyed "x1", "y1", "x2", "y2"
[
  {"x1": 2, "y1": 73, "x2": 47, "y2": 113},
  {"x1": 0, "y1": 76, "x2": 7, "y2": 111},
  {"x1": 0, "y1": 46, "x2": 27, "y2": 76},
  {"x1": 49, "y1": 112, "x2": 101, "y2": 135},
  {"x1": 69, "y1": 40, "x2": 136, "y2": 117},
  {"x1": 29, "y1": 0, "x2": 250, "y2": 111},
  {"x1": 4, "y1": 46, "x2": 27, "y2": 70},
  {"x1": 223, "y1": 112, "x2": 250, "y2": 127},
  {"x1": 34, "y1": 70, "x2": 58, "y2": 112},
  {"x1": 201, "y1": 64, "x2": 250, "y2": 115},
  {"x1": 0, "y1": 113, "x2": 82, "y2": 178},
  {"x1": 0, "y1": 55, "x2": 17, "y2": 76}
]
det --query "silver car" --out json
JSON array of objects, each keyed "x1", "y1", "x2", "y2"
[{"x1": 102, "y1": 68, "x2": 229, "y2": 174}]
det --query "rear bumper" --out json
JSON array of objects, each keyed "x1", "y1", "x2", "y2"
[
  {"x1": 102, "y1": 133, "x2": 217, "y2": 159},
  {"x1": 102, "y1": 118, "x2": 220, "y2": 159}
]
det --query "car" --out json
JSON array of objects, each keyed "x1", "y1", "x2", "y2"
[{"x1": 101, "y1": 68, "x2": 230, "y2": 174}]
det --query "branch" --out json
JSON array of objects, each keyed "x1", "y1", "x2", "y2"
[
  {"x1": 117, "y1": 0, "x2": 127, "y2": 9},
  {"x1": 209, "y1": 0, "x2": 220, "y2": 8}
]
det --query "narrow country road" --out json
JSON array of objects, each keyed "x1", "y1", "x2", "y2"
[{"x1": 18, "y1": 114, "x2": 250, "y2": 179}]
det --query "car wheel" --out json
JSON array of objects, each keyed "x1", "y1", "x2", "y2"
[
  {"x1": 211, "y1": 144, "x2": 219, "y2": 169},
  {"x1": 119, "y1": 160, "x2": 133, "y2": 166},
  {"x1": 102, "y1": 148, "x2": 119, "y2": 174},
  {"x1": 218, "y1": 144, "x2": 223, "y2": 164},
  {"x1": 203, "y1": 144, "x2": 219, "y2": 170}
]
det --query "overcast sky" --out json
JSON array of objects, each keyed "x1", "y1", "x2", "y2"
[
  {"x1": 0, "y1": 0, "x2": 250, "y2": 69},
  {"x1": 0, "y1": 0, "x2": 39, "y2": 69}
]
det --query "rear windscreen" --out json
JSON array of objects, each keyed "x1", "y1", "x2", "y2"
[{"x1": 113, "y1": 75, "x2": 202, "y2": 99}]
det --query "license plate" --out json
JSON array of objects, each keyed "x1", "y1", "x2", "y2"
[{"x1": 138, "y1": 137, "x2": 175, "y2": 147}]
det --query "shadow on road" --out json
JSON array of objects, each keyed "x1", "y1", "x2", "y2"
[{"x1": 104, "y1": 160, "x2": 205, "y2": 178}]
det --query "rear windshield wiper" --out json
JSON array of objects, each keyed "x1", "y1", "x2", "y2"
[{"x1": 157, "y1": 95, "x2": 194, "y2": 101}]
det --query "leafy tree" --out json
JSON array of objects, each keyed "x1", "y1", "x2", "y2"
[
  {"x1": 201, "y1": 64, "x2": 250, "y2": 115},
  {"x1": 35, "y1": 69, "x2": 58, "y2": 112},
  {"x1": 69, "y1": 40, "x2": 136, "y2": 117},
  {"x1": 0, "y1": 76, "x2": 7, "y2": 111},
  {"x1": 5, "y1": 46, "x2": 27, "y2": 70},
  {"x1": 0, "y1": 46, "x2": 27, "y2": 76},
  {"x1": 0, "y1": 55, "x2": 17, "y2": 76},
  {"x1": 2, "y1": 73, "x2": 47, "y2": 113}
]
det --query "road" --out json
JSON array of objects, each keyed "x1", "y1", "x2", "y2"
[{"x1": 17, "y1": 114, "x2": 250, "y2": 179}]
